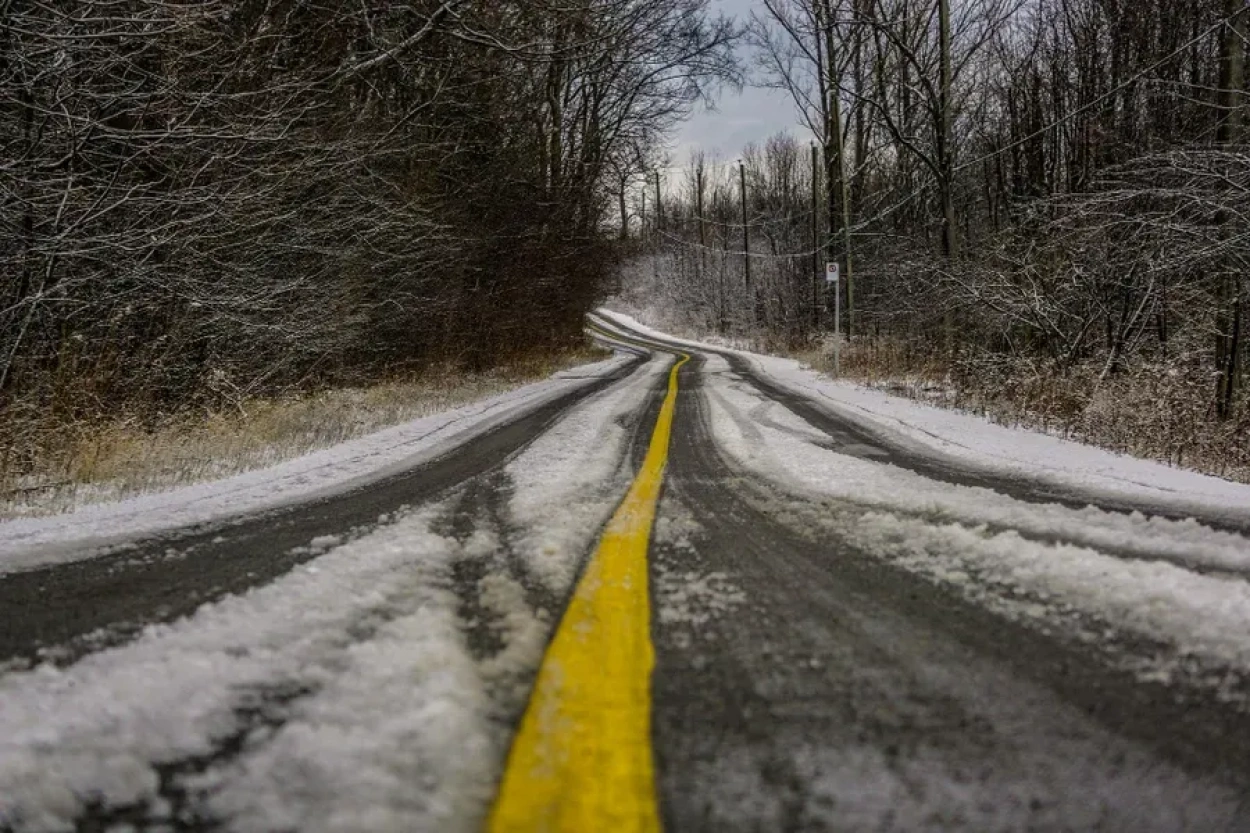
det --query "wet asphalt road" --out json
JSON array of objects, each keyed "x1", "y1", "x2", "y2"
[
  {"x1": 646, "y1": 349, "x2": 1250, "y2": 831},
  {"x1": 4, "y1": 317, "x2": 1250, "y2": 831},
  {"x1": 0, "y1": 360, "x2": 638, "y2": 667}
]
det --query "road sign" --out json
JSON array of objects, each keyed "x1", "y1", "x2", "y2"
[{"x1": 826, "y1": 261, "x2": 841, "y2": 341}]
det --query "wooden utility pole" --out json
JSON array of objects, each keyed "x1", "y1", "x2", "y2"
[
  {"x1": 937, "y1": 0, "x2": 957, "y2": 260},
  {"x1": 819, "y1": 0, "x2": 855, "y2": 338},
  {"x1": 696, "y1": 162, "x2": 707, "y2": 251},
  {"x1": 811, "y1": 142, "x2": 821, "y2": 331},
  {"x1": 695, "y1": 160, "x2": 707, "y2": 302},
  {"x1": 1215, "y1": 0, "x2": 1247, "y2": 419},
  {"x1": 639, "y1": 187, "x2": 646, "y2": 242},
  {"x1": 740, "y1": 160, "x2": 751, "y2": 296},
  {"x1": 695, "y1": 162, "x2": 705, "y2": 251},
  {"x1": 654, "y1": 171, "x2": 664, "y2": 233}
]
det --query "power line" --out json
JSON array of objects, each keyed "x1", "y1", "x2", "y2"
[
  {"x1": 650, "y1": 3, "x2": 1248, "y2": 261},
  {"x1": 659, "y1": 5, "x2": 1247, "y2": 237},
  {"x1": 651, "y1": 157, "x2": 745, "y2": 175},
  {"x1": 655, "y1": 228, "x2": 824, "y2": 260},
  {"x1": 668, "y1": 207, "x2": 818, "y2": 230},
  {"x1": 954, "y1": 9, "x2": 1247, "y2": 174}
]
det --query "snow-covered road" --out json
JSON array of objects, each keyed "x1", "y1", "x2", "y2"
[{"x1": 3, "y1": 315, "x2": 1250, "y2": 832}]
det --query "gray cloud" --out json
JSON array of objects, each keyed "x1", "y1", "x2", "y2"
[{"x1": 668, "y1": 0, "x2": 809, "y2": 166}]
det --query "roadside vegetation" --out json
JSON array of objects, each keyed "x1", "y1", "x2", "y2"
[
  {"x1": 612, "y1": 281, "x2": 1250, "y2": 485},
  {"x1": 836, "y1": 339, "x2": 1249, "y2": 484},
  {"x1": 0, "y1": 1, "x2": 740, "y2": 508},
  {"x1": 615, "y1": 0, "x2": 1249, "y2": 480},
  {"x1": 0, "y1": 345, "x2": 609, "y2": 519}
]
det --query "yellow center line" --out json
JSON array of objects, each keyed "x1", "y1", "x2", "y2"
[
  {"x1": 487, "y1": 351, "x2": 689, "y2": 833},
  {"x1": 586, "y1": 323, "x2": 667, "y2": 356}
]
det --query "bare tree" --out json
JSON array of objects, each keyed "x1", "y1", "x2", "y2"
[
  {"x1": 0, "y1": 0, "x2": 740, "y2": 473},
  {"x1": 640, "y1": 0, "x2": 1250, "y2": 461}
]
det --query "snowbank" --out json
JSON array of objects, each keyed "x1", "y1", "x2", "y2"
[
  {"x1": 595, "y1": 309, "x2": 1250, "y2": 522},
  {"x1": 0, "y1": 355, "x2": 633, "y2": 575},
  {"x1": 0, "y1": 507, "x2": 498, "y2": 832}
]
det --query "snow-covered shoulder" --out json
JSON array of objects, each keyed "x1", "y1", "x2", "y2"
[
  {"x1": 0, "y1": 354, "x2": 634, "y2": 575},
  {"x1": 596, "y1": 309, "x2": 1250, "y2": 518},
  {"x1": 0, "y1": 354, "x2": 671, "y2": 832}
]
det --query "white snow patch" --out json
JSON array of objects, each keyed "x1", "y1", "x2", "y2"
[
  {"x1": 307, "y1": 534, "x2": 343, "y2": 553},
  {"x1": 0, "y1": 355, "x2": 633, "y2": 576},
  {"x1": 506, "y1": 354, "x2": 673, "y2": 593},
  {"x1": 0, "y1": 505, "x2": 526, "y2": 833},
  {"x1": 474, "y1": 574, "x2": 551, "y2": 711},
  {"x1": 461, "y1": 527, "x2": 501, "y2": 560},
  {"x1": 656, "y1": 569, "x2": 747, "y2": 628},
  {"x1": 596, "y1": 309, "x2": 1250, "y2": 523},
  {"x1": 192, "y1": 604, "x2": 495, "y2": 833},
  {"x1": 653, "y1": 504, "x2": 704, "y2": 553}
]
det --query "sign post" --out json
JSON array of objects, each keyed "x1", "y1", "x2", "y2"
[
  {"x1": 825, "y1": 261, "x2": 841, "y2": 376},
  {"x1": 825, "y1": 262, "x2": 840, "y2": 338}
]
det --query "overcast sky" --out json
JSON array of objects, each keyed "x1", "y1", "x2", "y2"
[{"x1": 666, "y1": 0, "x2": 808, "y2": 167}]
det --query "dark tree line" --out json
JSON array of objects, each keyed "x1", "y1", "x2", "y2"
[
  {"x1": 0, "y1": 0, "x2": 737, "y2": 468},
  {"x1": 639, "y1": 0, "x2": 1249, "y2": 442}
]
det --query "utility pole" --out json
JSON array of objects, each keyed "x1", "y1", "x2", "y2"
[
  {"x1": 833, "y1": 121, "x2": 853, "y2": 338},
  {"x1": 820, "y1": 0, "x2": 855, "y2": 338},
  {"x1": 811, "y1": 142, "x2": 821, "y2": 332},
  {"x1": 696, "y1": 162, "x2": 707, "y2": 251},
  {"x1": 938, "y1": 0, "x2": 956, "y2": 261},
  {"x1": 1215, "y1": 0, "x2": 1247, "y2": 419},
  {"x1": 740, "y1": 160, "x2": 751, "y2": 298},
  {"x1": 654, "y1": 171, "x2": 664, "y2": 233},
  {"x1": 695, "y1": 160, "x2": 707, "y2": 280}
]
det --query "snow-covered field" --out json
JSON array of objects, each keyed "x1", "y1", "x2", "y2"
[
  {"x1": 0, "y1": 353, "x2": 671, "y2": 832},
  {"x1": 0, "y1": 355, "x2": 633, "y2": 576}
]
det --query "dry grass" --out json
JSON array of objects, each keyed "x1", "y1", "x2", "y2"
[
  {"x1": 0, "y1": 346, "x2": 610, "y2": 519},
  {"x1": 811, "y1": 337, "x2": 1250, "y2": 485}
]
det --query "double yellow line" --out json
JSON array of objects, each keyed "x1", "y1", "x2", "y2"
[{"x1": 488, "y1": 343, "x2": 689, "y2": 833}]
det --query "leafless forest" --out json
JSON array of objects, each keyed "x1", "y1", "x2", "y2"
[
  {"x1": 623, "y1": 0, "x2": 1250, "y2": 476},
  {"x1": 5, "y1": 0, "x2": 1248, "y2": 485},
  {"x1": 0, "y1": 0, "x2": 737, "y2": 476}
]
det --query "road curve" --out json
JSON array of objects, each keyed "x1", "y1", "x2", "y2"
[
  {"x1": 0, "y1": 358, "x2": 640, "y2": 667},
  {"x1": 3, "y1": 318, "x2": 1250, "y2": 833},
  {"x1": 589, "y1": 317, "x2": 1250, "y2": 831}
]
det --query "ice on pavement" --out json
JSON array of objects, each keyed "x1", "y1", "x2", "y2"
[{"x1": 0, "y1": 354, "x2": 633, "y2": 575}]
